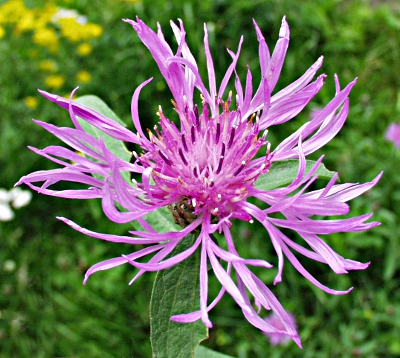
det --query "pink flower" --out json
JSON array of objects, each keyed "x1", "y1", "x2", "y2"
[
  {"x1": 17, "y1": 17, "x2": 382, "y2": 347},
  {"x1": 385, "y1": 122, "x2": 400, "y2": 147},
  {"x1": 264, "y1": 312, "x2": 296, "y2": 346}
]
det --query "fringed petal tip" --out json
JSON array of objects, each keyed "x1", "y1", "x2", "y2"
[
  {"x1": 122, "y1": 17, "x2": 144, "y2": 31},
  {"x1": 374, "y1": 171, "x2": 384, "y2": 183},
  {"x1": 284, "y1": 333, "x2": 302, "y2": 348},
  {"x1": 273, "y1": 276, "x2": 282, "y2": 286},
  {"x1": 82, "y1": 274, "x2": 90, "y2": 285},
  {"x1": 279, "y1": 16, "x2": 290, "y2": 39},
  {"x1": 14, "y1": 178, "x2": 24, "y2": 187},
  {"x1": 37, "y1": 89, "x2": 60, "y2": 101},
  {"x1": 294, "y1": 335, "x2": 303, "y2": 348}
]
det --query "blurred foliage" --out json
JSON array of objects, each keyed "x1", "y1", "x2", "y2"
[{"x1": 1, "y1": 0, "x2": 400, "y2": 357}]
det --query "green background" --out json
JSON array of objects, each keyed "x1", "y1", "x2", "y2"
[{"x1": 1, "y1": 0, "x2": 399, "y2": 357}]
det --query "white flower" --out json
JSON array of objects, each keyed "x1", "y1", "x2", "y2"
[{"x1": 0, "y1": 187, "x2": 32, "y2": 221}]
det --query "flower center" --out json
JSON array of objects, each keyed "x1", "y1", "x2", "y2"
[{"x1": 137, "y1": 97, "x2": 271, "y2": 218}]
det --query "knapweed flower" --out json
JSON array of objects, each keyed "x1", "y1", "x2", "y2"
[
  {"x1": 385, "y1": 122, "x2": 400, "y2": 147},
  {"x1": 17, "y1": 17, "x2": 382, "y2": 347}
]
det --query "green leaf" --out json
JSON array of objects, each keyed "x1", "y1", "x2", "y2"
[
  {"x1": 195, "y1": 346, "x2": 236, "y2": 358},
  {"x1": 254, "y1": 159, "x2": 337, "y2": 191},
  {"x1": 150, "y1": 234, "x2": 208, "y2": 358},
  {"x1": 147, "y1": 206, "x2": 177, "y2": 233},
  {"x1": 130, "y1": 206, "x2": 177, "y2": 233},
  {"x1": 74, "y1": 95, "x2": 132, "y2": 182},
  {"x1": 75, "y1": 95, "x2": 127, "y2": 127}
]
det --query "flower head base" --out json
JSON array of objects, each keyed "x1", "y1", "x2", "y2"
[{"x1": 17, "y1": 16, "x2": 382, "y2": 347}]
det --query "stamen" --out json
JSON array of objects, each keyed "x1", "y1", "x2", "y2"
[
  {"x1": 147, "y1": 128, "x2": 155, "y2": 143},
  {"x1": 266, "y1": 142, "x2": 271, "y2": 154},
  {"x1": 228, "y1": 127, "x2": 236, "y2": 148},
  {"x1": 224, "y1": 101, "x2": 229, "y2": 113},
  {"x1": 152, "y1": 125, "x2": 163, "y2": 140},
  {"x1": 181, "y1": 133, "x2": 188, "y2": 152},
  {"x1": 194, "y1": 105, "x2": 200, "y2": 128},
  {"x1": 243, "y1": 163, "x2": 266, "y2": 181},
  {"x1": 152, "y1": 170, "x2": 178, "y2": 183},
  {"x1": 215, "y1": 122, "x2": 221, "y2": 144},
  {"x1": 216, "y1": 156, "x2": 224, "y2": 174},
  {"x1": 227, "y1": 91, "x2": 232, "y2": 107},
  {"x1": 178, "y1": 148, "x2": 188, "y2": 166},
  {"x1": 171, "y1": 99, "x2": 179, "y2": 110},
  {"x1": 220, "y1": 143, "x2": 226, "y2": 158},
  {"x1": 191, "y1": 125, "x2": 196, "y2": 143},
  {"x1": 158, "y1": 150, "x2": 172, "y2": 166},
  {"x1": 193, "y1": 166, "x2": 198, "y2": 178},
  {"x1": 233, "y1": 160, "x2": 246, "y2": 176},
  {"x1": 202, "y1": 102, "x2": 209, "y2": 121}
]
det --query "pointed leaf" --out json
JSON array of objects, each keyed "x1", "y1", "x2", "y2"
[
  {"x1": 255, "y1": 159, "x2": 336, "y2": 191},
  {"x1": 150, "y1": 234, "x2": 208, "y2": 358}
]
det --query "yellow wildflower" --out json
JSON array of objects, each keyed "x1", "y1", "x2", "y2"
[
  {"x1": 57, "y1": 18, "x2": 103, "y2": 42},
  {"x1": 15, "y1": 10, "x2": 36, "y2": 32},
  {"x1": 39, "y1": 60, "x2": 58, "y2": 72},
  {"x1": 45, "y1": 74, "x2": 65, "y2": 89},
  {"x1": 76, "y1": 70, "x2": 91, "y2": 84},
  {"x1": 57, "y1": 17, "x2": 83, "y2": 42},
  {"x1": 35, "y1": 4, "x2": 58, "y2": 29},
  {"x1": 83, "y1": 23, "x2": 103, "y2": 38},
  {"x1": 33, "y1": 27, "x2": 59, "y2": 51},
  {"x1": 23, "y1": 96, "x2": 38, "y2": 109},
  {"x1": 76, "y1": 42, "x2": 92, "y2": 56},
  {"x1": 0, "y1": 26, "x2": 5, "y2": 39},
  {"x1": 0, "y1": 0, "x2": 26, "y2": 25}
]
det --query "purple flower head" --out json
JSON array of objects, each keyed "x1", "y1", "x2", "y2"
[
  {"x1": 385, "y1": 122, "x2": 400, "y2": 147},
  {"x1": 17, "y1": 17, "x2": 382, "y2": 347}
]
